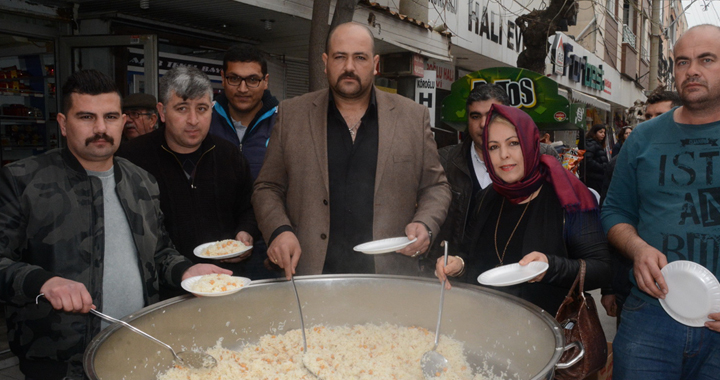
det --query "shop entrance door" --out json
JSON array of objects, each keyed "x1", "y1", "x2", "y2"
[{"x1": 58, "y1": 34, "x2": 158, "y2": 100}]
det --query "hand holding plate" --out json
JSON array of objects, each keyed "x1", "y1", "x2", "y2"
[
  {"x1": 706, "y1": 312, "x2": 720, "y2": 332},
  {"x1": 182, "y1": 264, "x2": 232, "y2": 281},
  {"x1": 397, "y1": 222, "x2": 429, "y2": 257},
  {"x1": 221, "y1": 232, "x2": 254, "y2": 263},
  {"x1": 518, "y1": 251, "x2": 549, "y2": 283},
  {"x1": 632, "y1": 245, "x2": 668, "y2": 299}
]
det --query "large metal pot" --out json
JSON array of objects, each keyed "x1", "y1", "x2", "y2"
[{"x1": 84, "y1": 275, "x2": 573, "y2": 379}]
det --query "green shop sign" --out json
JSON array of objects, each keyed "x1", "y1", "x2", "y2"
[{"x1": 442, "y1": 67, "x2": 581, "y2": 131}]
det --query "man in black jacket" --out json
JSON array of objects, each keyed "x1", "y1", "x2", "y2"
[{"x1": 117, "y1": 66, "x2": 268, "y2": 293}]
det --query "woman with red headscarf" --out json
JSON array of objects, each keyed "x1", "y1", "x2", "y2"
[{"x1": 436, "y1": 105, "x2": 611, "y2": 314}]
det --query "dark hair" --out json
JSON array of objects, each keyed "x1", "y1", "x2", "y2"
[
  {"x1": 466, "y1": 83, "x2": 510, "y2": 108},
  {"x1": 646, "y1": 89, "x2": 681, "y2": 107},
  {"x1": 586, "y1": 124, "x2": 607, "y2": 148},
  {"x1": 61, "y1": 69, "x2": 119, "y2": 113},
  {"x1": 223, "y1": 44, "x2": 267, "y2": 76},
  {"x1": 617, "y1": 126, "x2": 633, "y2": 143},
  {"x1": 325, "y1": 22, "x2": 375, "y2": 54}
]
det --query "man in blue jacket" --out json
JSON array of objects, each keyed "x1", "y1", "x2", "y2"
[{"x1": 210, "y1": 44, "x2": 278, "y2": 180}]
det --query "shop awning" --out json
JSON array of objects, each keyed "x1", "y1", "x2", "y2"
[{"x1": 570, "y1": 90, "x2": 611, "y2": 112}]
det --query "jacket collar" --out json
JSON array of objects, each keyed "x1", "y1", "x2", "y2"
[
  {"x1": 155, "y1": 125, "x2": 216, "y2": 155},
  {"x1": 213, "y1": 90, "x2": 279, "y2": 130},
  {"x1": 61, "y1": 147, "x2": 125, "y2": 184}
]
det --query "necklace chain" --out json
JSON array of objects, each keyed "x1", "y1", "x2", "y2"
[
  {"x1": 348, "y1": 118, "x2": 362, "y2": 140},
  {"x1": 494, "y1": 198, "x2": 531, "y2": 267}
]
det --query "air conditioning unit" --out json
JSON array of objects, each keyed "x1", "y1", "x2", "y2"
[{"x1": 379, "y1": 53, "x2": 424, "y2": 77}]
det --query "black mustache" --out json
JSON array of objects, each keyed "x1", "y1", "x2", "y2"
[
  {"x1": 85, "y1": 133, "x2": 115, "y2": 146},
  {"x1": 340, "y1": 73, "x2": 360, "y2": 81}
]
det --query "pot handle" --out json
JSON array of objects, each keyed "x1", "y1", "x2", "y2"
[{"x1": 555, "y1": 341, "x2": 585, "y2": 369}]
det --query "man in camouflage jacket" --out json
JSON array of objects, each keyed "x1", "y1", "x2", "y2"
[{"x1": 0, "y1": 70, "x2": 229, "y2": 379}]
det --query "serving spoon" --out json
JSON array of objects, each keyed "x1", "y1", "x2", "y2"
[
  {"x1": 89, "y1": 309, "x2": 217, "y2": 370},
  {"x1": 36, "y1": 293, "x2": 216, "y2": 369},
  {"x1": 290, "y1": 275, "x2": 320, "y2": 379},
  {"x1": 421, "y1": 241, "x2": 450, "y2": 379}
]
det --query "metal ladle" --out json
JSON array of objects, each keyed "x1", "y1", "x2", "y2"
[
  {"x1": 421, "y1": 241, "x2": 450, "y2": 379},
  {"x1": 290, "y1": 276, "x2": 320, "y2": 379},
  {"x1": 35, "y1": 293, "x2": 216, "y2": 369},
  {"x1": 90, "y1": 309, "x2": 217, "y2": 370}
]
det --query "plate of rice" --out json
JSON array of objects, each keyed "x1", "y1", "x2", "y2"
[
  {"x1": 181, "y1": 274, "x2": 251, "y2": 297},
  {"x1": 194, "y1": 239, "x2": 252, "y2": 260}
]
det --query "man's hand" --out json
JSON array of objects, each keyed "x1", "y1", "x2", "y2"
[
  {"x1": 706, "y1": 312, "x2": 720, "y2": 332},
  {"x1": 267, "y1": 231, "x2": 301, "y2": 280},
  {"x1": 221, "y1": 231, "x2": 254, "y2": 264},
  {"x1": 601, "y1": 294, "x2": 618, "y2": 317},
  {"x1": 182, "y1": 264, "x2": 232, "y2": 281},
  {"x1": 518, "y1": 251, "x2": 549, "y2": 282},
  {"x1": 397, "y1": 222, "x2": 430, "y2": 257},
  {"x1": 608, "y1": 223, "x2": 668, "y2": 299},
  {"x1": 632, "y1": 245, "x2": 668, "y2": 299},
  {"x1": 39, "y1": 277, "x2": 94, "y2": 313}
]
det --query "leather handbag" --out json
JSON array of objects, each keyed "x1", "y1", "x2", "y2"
[{"x1": 554, "y1": 259, "x2": 608, "y2": 380}]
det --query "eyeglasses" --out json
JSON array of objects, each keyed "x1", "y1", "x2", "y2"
[
  {"x1": 125, "y1": 111, "x2": 154, "y2": 119},
  {"x1": 225, "y1": 75, "x2": 264, "y2": 88}
]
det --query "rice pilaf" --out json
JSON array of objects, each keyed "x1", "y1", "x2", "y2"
[
  {"x1": 202, "y1": 240, "x2": 246, "y2": 257},
  {"x1": 191, "y1": 274, "x2": 244, "y2": 293},
  {"x1": 157, "y1": 323, "x2": 505, "y2": 380}
]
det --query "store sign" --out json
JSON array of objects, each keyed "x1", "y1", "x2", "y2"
[
  {"x1": 416, "y1": 71, "x2": 437, "y2": 126},
  {"x1": 552, "y1": 34, "x2": 565, "y2": 75},
  {"x1": 442, "y1": 67, "x2": 570, "y2": 131},
  {"x1": 570, "y1": 103, "x2": 587, "y2": 130},
  {"x1": 429, "y1": 0, "x2": 542, "y2": 67},
  {"x1": 425, "y1": 60, "x2": 455, "y2": 91},
  {"x1": 412, "y1": 54, "x2": 425, "y2": 77},
  {"x1": 470, "y1": 77, "x2": 537, "y2": 108},
  {"x1": 127, "y1": 48, "x2": 223, "y2": 82},
  {"x1": 551, "y1": 34, "x2": 604, "y2": 91}
]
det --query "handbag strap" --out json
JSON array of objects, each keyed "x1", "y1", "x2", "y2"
[{"x1": 564, "y1": 259, "x2": 587, "y2": 298}]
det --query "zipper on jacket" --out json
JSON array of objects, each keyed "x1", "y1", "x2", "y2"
[{"x1": 161, "y1": 145, "x2": 216, "y2": 189}]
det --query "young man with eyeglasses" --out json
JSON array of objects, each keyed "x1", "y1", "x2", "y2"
[
  {"x1": 210, "y1": 44, "x2": 279, "y2": 180},
  {"x1": 122, "y1": 93, "x2": 158, "y2": 141}
]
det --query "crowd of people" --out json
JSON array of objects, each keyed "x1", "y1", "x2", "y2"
[{"x1": 0, "y1": 21, "x2": 718, "y2": 380}]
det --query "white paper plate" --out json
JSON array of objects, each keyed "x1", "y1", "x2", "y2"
[
  {"x1": 353, "y1": 237, "x2": 418, "y2": 254},
  {"x1": 477, "y1": 262, "x2": 550, "y2": 287},
  {"x1": 193, "y1": 241, "x2": 253, "y2": 260},
  {"x1": 181, "y1": 275, "x2": 251, "y2": 297},
  {"x1": 659, "y1": 260, "x2": 720, "y2": 327}
]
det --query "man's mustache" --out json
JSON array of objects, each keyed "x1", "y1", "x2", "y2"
[
  {"x1": 85, "y1": 133, "x2": 114, "y2": 146},
  {"x1": 683, "y1": 77, "x2": 706, "y2": 88},
  {"x1": 340, "y1": 73, "x2": 360, "y2": 82}
]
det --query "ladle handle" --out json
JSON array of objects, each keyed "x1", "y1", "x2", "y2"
[
  {"x1": 433, "y1": 241, "x2": 449, "y2": 350},
  {"x1": 291, "y1": 276, "x2": 308, "y2": 353},
  {"x1": 89, "y1": 309, "x2": 180, "y2": 361}
]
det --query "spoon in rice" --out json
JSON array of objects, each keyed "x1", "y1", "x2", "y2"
[
  {"x1": 421, "y1": 241, "x2": 450, "y2": 379},
  {"x1": 290, "y1": 275, "x2": 321, "y2": 379},
  {"x1": 36, "y1": 293, "x2": 216, "y2": 370},
  {"x1": 90, "y1": 309, "x2": 217, "y2": 370}
]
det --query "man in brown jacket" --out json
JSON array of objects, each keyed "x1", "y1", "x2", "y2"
[{"x1": 252, "y1": 22, "x2": 451, "y2": 279}]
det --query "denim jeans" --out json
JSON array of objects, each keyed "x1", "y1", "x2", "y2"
[{"x1": 613, "y1": 293, "x2": 720, "y2": 380}]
